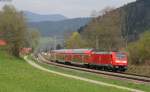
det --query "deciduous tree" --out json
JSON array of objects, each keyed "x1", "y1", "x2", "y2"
[
  {"x1": 0, "y1": 5, "x2": 29, "y2": 57},
  {"x1": 81, "y1": 8, "x2": 124, "y2": 51},
  {"x1": 66, "y1": 32, "x2": 87, "y2": 49}
]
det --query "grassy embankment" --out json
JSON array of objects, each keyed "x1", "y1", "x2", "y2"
[{"x1": 0, "y1": 50, "x2": 130, "y2": 92}]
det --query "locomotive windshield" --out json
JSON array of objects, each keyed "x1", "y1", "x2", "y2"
[{"x1": 116, "y1": 53, "x2": 126, "y2": 59}]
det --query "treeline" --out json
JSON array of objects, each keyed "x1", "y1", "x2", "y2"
[
  {"x1": 65, "y1": 0, "x2": 150, "y2": 65},
  {"x1": 66, "y1": 8, "x2": 124, "y2": 51},
  {"x1": 121, "y1": 0, "x2": 150, "y2": 42},
  {"x1": 0, "y1": 5, "x2": 39, "y2": 57}
]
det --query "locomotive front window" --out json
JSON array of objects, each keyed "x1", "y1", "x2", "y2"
[{"x1": 116, "y1": 53, "x2": 126, "y2": 59}]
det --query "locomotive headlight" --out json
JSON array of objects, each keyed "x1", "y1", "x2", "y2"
[
  {"x1": 116, "y1": 60, "x2": 127, "y2": 63},
  {"x1": 122, "y1": 60, "x2": 127, "y2": 63}
]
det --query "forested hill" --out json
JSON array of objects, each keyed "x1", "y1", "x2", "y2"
[
  {"x1": 28, "y1": 18, "x2": 91, "y2": 37},
  {"x1": 80, "y1": 0, "x2": 150, "y2": 42},
  {"x1": 121, "y1": 0, "x2": 150, "y2": 41},
  {"x1": 23, "y1": 11, "x2": 68, "y2": 22}
]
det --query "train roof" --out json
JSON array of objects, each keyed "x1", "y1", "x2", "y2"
[
  {"x1": 51, "y1": 49, "x2": 126, "y2": 55},
  {"x1": 52, "y1": 49, "x2": 93, "y2": 54}
]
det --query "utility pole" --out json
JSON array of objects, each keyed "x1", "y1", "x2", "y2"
[
  {"x1": 96, "y1": 35, "x2": 99, "y2": 51},
  {"x1": 54, "y1": 36, "x2": 57, "y2": 50}
]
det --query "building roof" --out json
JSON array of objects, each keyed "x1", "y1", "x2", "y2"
[{"x1": 0, "y1": 39, "x2": 7, "y2": 46}]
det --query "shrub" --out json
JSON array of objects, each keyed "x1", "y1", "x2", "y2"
[{"x1": 128, "y1": 31, "x2": 150, "y2": 65}]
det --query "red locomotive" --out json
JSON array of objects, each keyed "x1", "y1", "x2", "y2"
[{"x1": 49, "y1": 49, "x2": 128, "y2": 72}]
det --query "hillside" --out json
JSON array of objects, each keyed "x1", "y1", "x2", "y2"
[
  {"x1": 80, "y1": 0, "x2": 150, "y2": 42},
  {"x1": 121, "y1": 0, "x2": 150, "y2": 41},
  {"x1": 28, "y1": 18, "x2": 91, "y2": 37},
  {"x1": 23, "y1": 11, "x2": 67, "y2": 22}
]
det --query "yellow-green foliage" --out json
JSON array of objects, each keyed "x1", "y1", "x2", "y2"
[
  {"x1": 66, "y1": 32, "x2": 87, "y2": 49},
  {"x1": 128, "y1": 31, "x2": 150, "y2": 64}
]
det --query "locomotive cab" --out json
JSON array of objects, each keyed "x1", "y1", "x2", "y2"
[{"x1": 112, "y1": 52, "x2": 128, "y2": 71}]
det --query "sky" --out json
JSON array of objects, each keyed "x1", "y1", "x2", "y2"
[{"x1": 0, "y1": 0, "x2": 136, "y2": 18}]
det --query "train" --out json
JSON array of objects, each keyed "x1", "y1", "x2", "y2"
[{"x1": 48, "y1": 49, "x2": 128, "y2": 72}]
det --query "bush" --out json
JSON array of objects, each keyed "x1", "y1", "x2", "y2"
[{"x1": 128, "y1": 31, "x2": 150, "y2": 65}]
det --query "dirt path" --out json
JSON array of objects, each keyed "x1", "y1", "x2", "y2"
[{"x1": 24, "y1": 56, "x2": 144, "y2": 92}]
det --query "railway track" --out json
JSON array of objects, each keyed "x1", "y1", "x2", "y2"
[{"x1": 37, "y1": 54, "x2": 150, "y2": 83}]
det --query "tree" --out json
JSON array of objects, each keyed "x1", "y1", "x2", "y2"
[
  {"x1": 81, "y1": 8, "x2": 124, "y2": 51},
  {"x1": 56, "y1": 44, "x2": 62, "y2": 50},
  {"x1": 0, "y1": 5, "x2": 29, "y2": 57},
  {"x1": 65, "y1": 32, "x2": 87, "y2": 49},
  {"x1": 28, "y1": 29, "x2": 40, "y2": 52}
]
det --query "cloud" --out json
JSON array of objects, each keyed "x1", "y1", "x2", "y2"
[{"x1": 0, "y1": 0, "x2": 136, "y2": 18}]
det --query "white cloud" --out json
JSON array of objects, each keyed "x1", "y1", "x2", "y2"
[{"x1": 0, "y1": 0, "x2": 136, "y2": 18}]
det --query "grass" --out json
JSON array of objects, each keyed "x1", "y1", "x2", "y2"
[
  {"x1": 32, "y1": 56, "x2": 150, "y2": 92},
  {"x1": 0, "y1": 51, "x2": 129, "y2": 92}
]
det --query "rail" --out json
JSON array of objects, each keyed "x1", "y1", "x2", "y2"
[{"x1": 37, "y1": 54, "x2": 150, "y2": 83}]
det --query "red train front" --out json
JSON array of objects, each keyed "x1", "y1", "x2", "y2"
[
  {"x1": 90, "y1": 51, "x2": 127, "y2": 71},
  {"x1": 50, "y1": 49, "x2": 128, "y2": 72}
]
